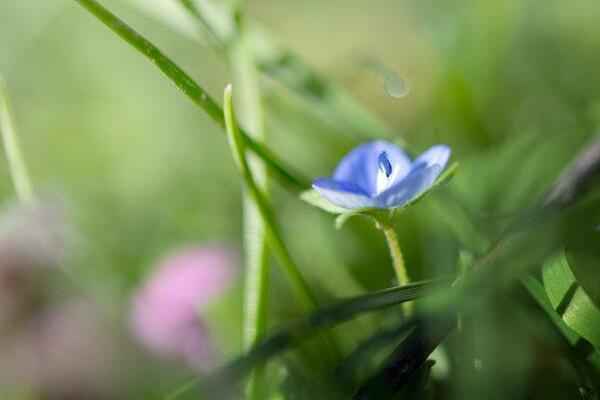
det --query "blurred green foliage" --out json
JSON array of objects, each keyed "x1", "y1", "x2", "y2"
[{"x1": 1, "y1": 0, "x2": 600, "y2": 399}]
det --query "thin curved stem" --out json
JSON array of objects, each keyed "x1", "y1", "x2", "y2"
[
  {"x1": 379, "y1": 221, "x2": 413, "y2": 315},
  {"x1": 380, "y1": 223, "x2": 409, "y2": 286},
  {"x1": 72, "y1": 0, "x2": 309, "y2": 192}
]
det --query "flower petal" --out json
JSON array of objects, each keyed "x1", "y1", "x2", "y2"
[
  {"x1": 312, "y1": 178, "x2": 376, "y2": 210},
  {"x1": 332, "y1": 140, "x2": 411, "y2": 195},
  {"x1": 413, "y1": 144, "x2": 451, "y2": 170},
  {"x1": 374, "y1": 164, "x2": 442, "y2": 208}
]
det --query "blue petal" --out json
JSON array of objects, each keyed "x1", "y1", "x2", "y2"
[
  {"x1": 374, "y1": 164, "x2": 442, "y2": 208},
  {"x1": 312, "y1": 178, "x2": 376, "y2": 210},
  {"x1": 413, "y1": 145, "x2": 451, "y2": 170},
  {"x1": 332, "y1": 140, "x2": 411, "y2": 195}
]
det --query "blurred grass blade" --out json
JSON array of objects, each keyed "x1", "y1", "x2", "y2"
[
  {"x1": 126, "y1": 0, "x2": 202, "y2": 41},
  {"x1": 229, "y1": 11, "x2": 271, "y2": 399},
  {"x1": 205, "y1": 279, "x2": 445, "y2": 393},
  {"x1": 225, "y1": 84, "x2": 345, "y2": 384},
  {"x1": 0, "y1": 78, "x2": 34, "y2": 202},
  {"x1": 336, "y1": 323, "x2": 413, "y2": 383},
  {"x1": 180, "y1": 0, "x2": 233, "y2": 45},
  {"x1": 352, "y1": 315, "x2": 455, "y2": 399},
  {"x1": 179, "y1": 0, "x2": 392, "y2": 141},
  {"x1": 521, "y1": 280, "x2": 599, "y2": 400},
  {"x1": 223, "y1": 84, "x2": 318, "y2": 311},
  {"x1": 72, "y1": 0, "x2": 309, "y2": 191}
]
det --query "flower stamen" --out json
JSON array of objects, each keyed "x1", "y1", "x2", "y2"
[{"x1": 378, "y1": 151, "x2": 392, "y2": 177}]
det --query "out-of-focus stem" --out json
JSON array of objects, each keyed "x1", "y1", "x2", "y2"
[
  {"x1": 0, "y1": 79, "x2": 34, "y2": 203},
  {"x1": 224, "y1": 85, "x2": 318, "y2": 312},
  {"x1": 230, "y1": 16, "x2": 270, "y2": 400},
  {"x1": 224, "y1": 86, "x2": 344, "y2": 366}
]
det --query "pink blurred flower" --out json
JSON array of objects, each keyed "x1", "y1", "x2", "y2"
[
  {"x1": 0, "y1": 201, "x2": 68, "y2": 328},
  {"x1": 130, "y1": 245, "x2": 238, "y2": 371}
]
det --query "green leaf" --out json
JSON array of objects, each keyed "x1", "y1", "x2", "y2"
[
  {"x1": 565, "y1": 234, "x2": 600, "y2": 308},
  {"x1": 209, "y1": 280, "x2": 448, "y2": 388},
  {"x1": 521, "y1": 275, "x2": 579, "y2": 345},
  {"x1": 170, "y1": 279, "x2": 447, "y2": 399},
  {"x1": 352, "y1": 315, "x2": 455, "y2": 399},
  {"x1": 542, "y1": 251, "x2": 600, "y2": 348}
]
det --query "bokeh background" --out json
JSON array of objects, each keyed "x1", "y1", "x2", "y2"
[{"x1": 1, "y1": 0, "x2": 600, "y2": 399}]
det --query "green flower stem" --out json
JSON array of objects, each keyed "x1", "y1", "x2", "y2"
[
  {"x1": 0, "y1": 79, "x2": 34, "y2": 203},
  {"x1": 72, "y1": 0, "x2": 308, "y2": 192},
  {"x1": 377, "y1": 220, "x2": 413, "y2": 315},
  {"x1": 379, "y1": 222, "x2": 409, "y2": 286}
]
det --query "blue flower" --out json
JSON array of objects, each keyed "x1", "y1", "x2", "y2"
[{"x1": 312, "y1": 141, "x2": 451, "y2": 210}]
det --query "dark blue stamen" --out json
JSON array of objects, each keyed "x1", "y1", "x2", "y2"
[{"x1": 378, "y1": 152, "x2": 392, "y2": 177}]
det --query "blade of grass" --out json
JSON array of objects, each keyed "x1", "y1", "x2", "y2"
[
  {"x1": 167, "y1": 279, "x2": 445, "y2": 399},
  {"x1": 230, "y1": 11, "x2": 271, "y2": 400},
  {"x1": 0, "y1": 78, "x2": 34, "y2": 203},
  {"x1": 352, "y1": 315, "x2": 455, "y2": 399},
  {"x1": 205, "y1": 280, "x2": 444, "y2": 395},
  {"x1": 224, "y1": 83, "x2": 350, "y2": 373},
  {"x1": 335, "y1": 323, "x2": 412, "y2": 383},
  {"x1": 72, "y1": 0, "x2": 309, "y2": 191},
  {"x1": 224, "y1": 84, "x2": 318, "y2": 311},
  {"x1": 519, "y1": 281, "x2": 598, "y2": 400},
  {"x1": 177, "y1": 0, "x2": 393, "y2": 141}
]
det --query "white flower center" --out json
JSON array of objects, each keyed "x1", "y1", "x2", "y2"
[{"x1": 376, "y1": 152, "x2": 399, "y2": 195}]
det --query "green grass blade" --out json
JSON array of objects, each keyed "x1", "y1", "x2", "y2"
[
  {"x1": 178, "y1": 0, "x2": 392, "y2": 141},
  {"x1": 167, "y1": 279, "x2": 444, "y2": 398},
  {"x1": 209, "y1": 280, "x2": 445, "y2": 391},
  {"x1": 223, "y1": 84, "x2": 318, "y2": 311},
  {"x1": 72, "y1": 0, "x2": 309, "y2": 191},
  {"x1": 352, "y1": 315, "x2": 455, "y2": 399},
  {"x1": 542, "y1": 251, "x2": 600, "y2": 348},
  {"x1": 229, "y1": 13, "x2": 271, "y2": 400},
  {"x1": 521, "y1": 275, "x2": 579, "y2": 345},
  {"x1": 0, "y1": 78, "x2": 34, "y2": 203},
  {"x1": 225, "y1": 84, "x2": 347, "y2": 379}
]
